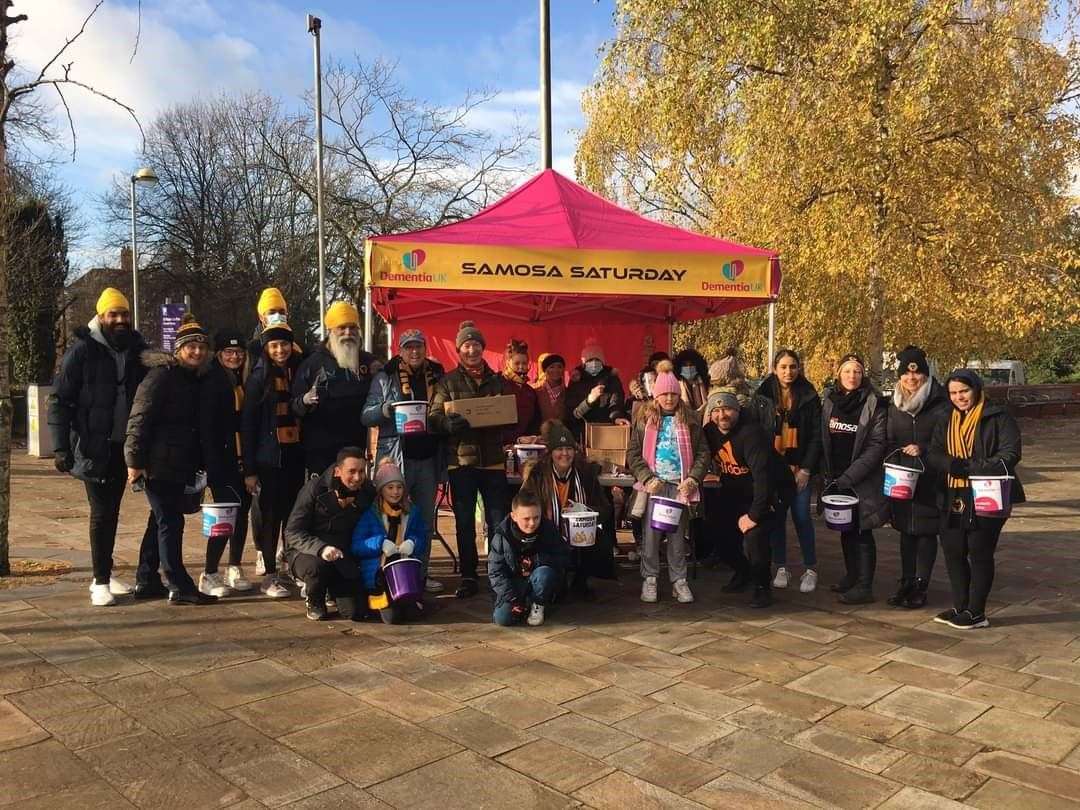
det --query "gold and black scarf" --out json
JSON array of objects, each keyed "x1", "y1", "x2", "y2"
[{"x1": 946, "y1": 396, "x2": 984, "y2": 488}]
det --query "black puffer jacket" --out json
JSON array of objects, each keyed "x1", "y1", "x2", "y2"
[
  {"x1": 47, "y1": 325, "x2": 147, "y2": 482},
  {"x1": 291, "y1": 345, "x2": 380, "y2": 472},
  {"x1": 429, "y1": 363, "x2": 509, "y2": 468},
  {"x1": 200, "y1": 358, "x2": 245, "y2": 486},
  {"x1": 886, "y1": 379, "x2": 950, "y2": 535},
  {"x1": 486, "y1": 516, "x2": 572, "y2": 609},
  {"x1": 566, "y1": 364, "x2": 628, "y2": 440},
  {"x1": 242, "y1": 354, "x2": 303, "y2": 471},
  {"x1": 756, "y1": 374, "x2": 823, "y2": 473},
  {"x1": 124, "y1": 351, "x2": 207, "y2": 484},
  {"x1": 284, "y1": 465, "x2": 375, "y2": 561},
  {"x1": 821, "y1": 383, "x2": 889, "y2": 531}
]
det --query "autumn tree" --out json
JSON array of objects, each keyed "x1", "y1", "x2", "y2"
[{"x1": 578, "y1": 0, "x2": 1080, "y2": 382}]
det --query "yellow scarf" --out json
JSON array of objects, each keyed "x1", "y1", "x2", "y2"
[
  {"x1": 380, "y1": 499, "x2": 404, "y2": 546},
  {"x1": 946, "y1": 396, "x2": 984, "y2": 487}
]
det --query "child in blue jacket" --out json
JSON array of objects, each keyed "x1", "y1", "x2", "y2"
[{"x1": 351, "y1": 459, "x2": 429, "y2": 624}]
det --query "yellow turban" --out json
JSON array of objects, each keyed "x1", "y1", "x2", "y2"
[
  {"x1": 95, "y1": 288, "x2": 130, "y2": 316},
  {"x1": 257, "y1": 287, "x2": 287, "y2": 316},
  {"x1": 324, "y1": 301, "x2": 360, "y2": 330}
]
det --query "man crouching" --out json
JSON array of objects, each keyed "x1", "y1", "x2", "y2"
[{"x1": 284, "y1": 446, "x2": 375, "y2": 620}]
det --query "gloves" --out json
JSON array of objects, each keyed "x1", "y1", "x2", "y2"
[
  {"x1": 382, "y1": 402, "x2": 394, "y2": 418},
  {"x1": 399, "y1": 539, "x2": 415, "y2": 557},
  {"x1": 510, "y1": 600, "x2": 527, "y2": 619},
  {"x1": 445, "y1": 412, "x2": 470, "y2": 434},
  {"x1": 54, "y1": 450, "x2": 73, "y2": 474},
  {"x1": 949, "y1": 458, "x2": 970, "y2": 477},
  {"x1": 381, "y1": 539, "x2": 397, "y2": 556}
]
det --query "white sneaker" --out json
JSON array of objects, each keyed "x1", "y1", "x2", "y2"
[
  {"x1": 628, "y1": 549, "x2": 640, "y2": 562},
  {"x1": 325, "y1": 597, "x2": 337, "y2": 612},
  {"x1": 673, "y1": 578, "x2": 694, "y2": 603},
  {"x1": 640, "y1": 576, "x2": 658, "y2": 603},
  {"x1": 800, "y1": 569, "x2": 818, "y2": 593},
  {"x1": 108, "y1": 577, "x2": 133, "y2": 595},
  {"x1": 425, "y1": 578, "x2": 445, "y2": 594},
  {"x1": 254, "y1": 551, "x2": 266, "y2": 576},
  {"x1": 90, "y1": 581, "x2": 116, "y2": 607},
  {"x1": 527, "y1": 603, "x2": 546, "y2": 626},
  {"x1": 199, "y1": 572, "x2": 231, "y2": 598},
  {"x1": 773, "y1": 567, "x2": 790, "y2": 589},
  {"x1": 262, "y1": 576, "x2": 290, "y2": 599},
  {"x1": 225, "y1": 565, "x2": 253, "y2": 591},
  {"x1": 299, "y1": 581, "x2": 307, "y2": 599}
]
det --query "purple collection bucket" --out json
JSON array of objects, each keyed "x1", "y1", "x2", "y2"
[
  {"x1": 383, "y1": 557, "x2": 423, "y2": 602},
  {"x1": 649, "y1": 496, "x2": 686, "y2": 533},
  {"x1": 822, "y1": 494, "x2": 859, "y2": 532}
]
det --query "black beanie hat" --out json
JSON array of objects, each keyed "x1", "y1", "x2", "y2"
[
  {"x1": 540, "y1": 353, "x2": 566, "y2": 371},
  {"x1": 896, "y1": 345, "x2": 930, "y2": 376},
  {"x1": 214, "y1": 328, "x2": 245, "y2": 352},
  {"x1": 541, "y1": 419, "x2": 576, "y2": 451},
  {"x1": 946, "y1": 368, "x2": 984, "y2": 396}
]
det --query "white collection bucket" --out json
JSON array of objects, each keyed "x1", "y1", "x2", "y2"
[
  {"x1": 202, "y1": 502, "x2": 239, "y2": 538},
  {"x1": 393, "y1": 401, "x2": 429, "y2": 434},
  {"x1": 970, "y1": 475, "x2": 1014, "y2": 518},
  {"x1": 514, "y1": 443, "x2": 546, "y2": 466},
  {"x1": 822, "y1": 493, "x2": 859, "y2": 532},
  {"x1": 883, "y1": 464, "x2": 921, "y2": 500},
  {"x1": 649, "y1": 496, "x2": 686, "y2": 533},
  {"x1": 561, "y1": 510, "x2": 599, "y2": 547}
]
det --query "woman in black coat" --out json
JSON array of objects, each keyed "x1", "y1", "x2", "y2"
[
  {"x1": 884, "y1": 346, "x2": 950, "y2": 608},
  {"x1": 820, "y1": 354, "x2": 889, "y2": 604},
  {"x1": 928, "y1": 369, "x2": 1024, "y2": 630}
]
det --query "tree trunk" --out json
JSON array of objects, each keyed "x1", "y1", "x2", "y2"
[{"x1": 0, "y1": 126, "x2": 12, "y2": 577}]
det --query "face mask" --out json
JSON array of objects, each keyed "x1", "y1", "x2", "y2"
[
  {"x1": 265, "y1": 312, "x2": 288, "y2": 326},
  {"x1": 680, "y1": 366, "x2": 697, "y2": 381},
  {"x1": 584, "y1": 360, "x2": 603, "y2": 376}
]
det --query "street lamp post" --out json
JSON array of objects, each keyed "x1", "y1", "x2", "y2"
[
  {"x1": 308, "y1": 13, "x2": 327, "y2": 340},
  {"x1": 129, "y1": 166, "x2": 158, "y2": 331}
]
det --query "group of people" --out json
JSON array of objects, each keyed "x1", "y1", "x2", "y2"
[{"x1": 49, "y1": 291, "x2": 1023, "y2": 630}]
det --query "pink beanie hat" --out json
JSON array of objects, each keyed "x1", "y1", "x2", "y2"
[{"x1": 652, "y1": 359, "x2": 680, "y2": 397}]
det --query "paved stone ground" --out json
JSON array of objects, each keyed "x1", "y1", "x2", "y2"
[{"x1": 2, "y1": 418, "x2": 1079, "y2": 809}]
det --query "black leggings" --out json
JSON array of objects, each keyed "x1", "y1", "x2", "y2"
[
  {"x1": 940, "y1": 524, "x2": 1002, "y2": 616},
  {"x1": 253, "y1": 457, "x2": 304, "y2": 574},
  {"x1": 899, "y1": 532, "x2": 937, "y2": 582},
  {"x1": 205, "y1": 481, "x2": 251, "y2": 574}
]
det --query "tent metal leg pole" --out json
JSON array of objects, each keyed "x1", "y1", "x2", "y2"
[
  {"x1": 363, "y1": 286, "x2": 373, "y2": 353},
  {"x1": 386, "y1": 321, "x2": 393, "y2": 361},
  {"x1": 767, "y1": 302, "x2": 776, "y2": 369}
]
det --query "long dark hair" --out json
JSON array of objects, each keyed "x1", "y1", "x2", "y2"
[
  {"x1": 773, "y1": 348, "x2": 801, "y2": 369},
  {"x1": 673, "y1": 348, "x2": 708, "y2": 381}
]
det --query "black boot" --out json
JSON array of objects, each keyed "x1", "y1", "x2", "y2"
[
  {"x1": 886, "y1": 578, "x2": 914, "y2": 607},
  {"x1": 830, "y1": 534, "x2": 857, "y2": 592},
  {"x1": 839, "y1": 538, "x2": 876, "y2": 605},
  {"x1": 902, "y1": 577, "x2": 929, "y2": 609},
  {"x1": 721, "y1": 562, "x2": 751, "y2": 593}
]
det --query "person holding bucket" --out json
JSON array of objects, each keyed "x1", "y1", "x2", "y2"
[
  {"x1": 362, "y1": 328, "x2": 447, "y2": 595},
  {"x1": 124, "y1": 314, "x2": 214, "y2": 605},
  {"x1": 820, "y1": 354, "x2": 889, "y2": 604},
  {"x1": 519, "y1": 420, "x2": 616, "y2": 600},
  {"x1": 351, "y1": 459, "x2": 430, "y2": 624},
  {"x1": 242, "y1": 323, "x2": 305, "y2": 599},
  {"x1": 757, "y1": 349, "x2": 822, "y2": 594},
  {"x1": 928, "y1": 369, "x2": 1024, "y2": 630},
  {"x1": 885, "y1": 346, "x2": 950, "y2": 609},
  {"x1": 627, "y1": 360, "x2": 710, "y2": 604}
]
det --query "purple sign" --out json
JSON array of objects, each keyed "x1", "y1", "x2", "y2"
[{"x1": 161, "y1": 303, "x2": 187, "y2": 352}]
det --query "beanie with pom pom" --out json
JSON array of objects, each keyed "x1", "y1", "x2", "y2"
[
  {"x1": 174, "y1": 313, "x2": 208, "y2": 352},
  {"x1": 652, "y1": 359, "x2": 680, "y2": 397},
  {"x1": 455, "y1": 320, "x2": 485, "y2": 349},
  {"x1": 374, "y1": 457, "x2": 406, "y2": 491}
]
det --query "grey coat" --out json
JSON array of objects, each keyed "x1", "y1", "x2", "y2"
[
  {"x1": 821, "y1": 389, "x2": 890, "y2": 531},
  {"x1": 360, "y1": 357, "x2": 447, "y2": 479}
]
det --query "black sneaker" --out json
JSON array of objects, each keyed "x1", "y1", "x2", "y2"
[
  {"x1": 838, "y1": 586, "x2": 874, "y2": 605},
  {"x1": 749, "y1": 586, "x2": 773, "y2": 609},
  {"x1": 133, "y1": 582, "x2": 169, "y2": 600},
  {"x1": 305, "y1": 598, "x2": 328, "y2": 621},
  {"x1": 455, "y1": 578, "x2": 479, "y2": 599},
  {"x1": 830, "y1": 577, "x2": 855, "y2": 593},
  {"x1": 168, "y1": 591, "x2": 218, "y2": 605},
  {"x1": 721, "y1": 570, "x2": 750, "y2": 593},
  {"x1": 947, "y1": 610, "x2": 990, "y2": 630},
  {"x1": 933, "y1": 608, "x2": 958, "y2": 625}
]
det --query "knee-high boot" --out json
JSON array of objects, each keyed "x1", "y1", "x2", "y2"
[
  {"x1": 840, "y1": 538, "x2": 876, "y2": 605},
  {"x1": 831, "y1": 533, "x2": 857, "y2": 593}
]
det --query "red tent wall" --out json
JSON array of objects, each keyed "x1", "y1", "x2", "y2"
[{"x1": 412, "y1": 317, "x2": 671, "y2": 386}]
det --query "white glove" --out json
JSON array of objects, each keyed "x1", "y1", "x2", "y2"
[
  {"x1": 381, "y1": 539, "x2": 397, "y2": 556},
  {"x1": 399, "y1": 539, "x2": 415, "y2": 557},
  {"x1": 382, "y1": 401, "x2": 394, "y2": 418}
]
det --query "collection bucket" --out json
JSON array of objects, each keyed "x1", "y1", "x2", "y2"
[
  {"x1": 201, "y1": 502, "x2": 239, "y2": 538},
  {"x1": 649, "y1": 496, "x2": 686, "y2": 533},
  {"x1": 393, "y1": 401, "x2": 429, "y2": 434},
  {"x1": 383, "y1": 557, "x2": 423, "y2": 602},
  {"x1": 883, "y1": 463, "x2": 922, "y2": 500},
  {"x1": 514, "y1": 443, "x2": 546, "y2": 466},
  {"x1": 561, "y1": 510, "x2": 599, "y2": 547},
  {"x1": 970, "y1": 475, "x2": 1013, "y2": 518},
  {"x1": 822, "y1": 494, "x2": 859, "y2": 532}
]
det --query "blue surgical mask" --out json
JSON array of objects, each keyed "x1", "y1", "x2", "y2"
[
  {"x1": 265, "y1": 312, "x2": 288, "y2": 326},
  {"x1": 584, "y1": 359, "x2": 603, "y2": 376},
  {"x1": 680, "y1": 366, "x2": 698, "y2": 380}
]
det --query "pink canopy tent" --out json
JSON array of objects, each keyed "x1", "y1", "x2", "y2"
[{"x1": 363, "y1": 169, "x2": 780, "y2": 378}]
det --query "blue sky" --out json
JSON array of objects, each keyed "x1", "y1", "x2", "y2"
[{"x1": 14, "y1": 0, "x2": 616, "y2": 269}]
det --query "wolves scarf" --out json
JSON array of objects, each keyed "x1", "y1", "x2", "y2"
[{"x1": 946, "y1": 396, "x2": 985, "y2": 488}]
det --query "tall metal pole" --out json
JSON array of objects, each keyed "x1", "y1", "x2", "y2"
[
  {"x1": 308, "y1": 14, "x2": 327, "y2": 340},
  {"x1": 129, "y1": 177, "x2": 139, "y2": 331},
  {"x1": 539, "y1": 0, "x2": 552, "y2": 170},
  {"x1": 767, "y1": 302, "x2": 776, "y2": 370}
]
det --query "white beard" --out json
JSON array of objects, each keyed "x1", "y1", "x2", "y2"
[{"x1": 329, "y1": 335, "x2": 359, "y2": 372}]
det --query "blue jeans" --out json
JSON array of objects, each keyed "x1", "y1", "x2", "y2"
[
  {"x1": 136, "y1": 479, "x2": 196, "y2": 593},
  {"x1": 492, "y1": 565, "x2": 560, "y2": 626},
  {"x1": 405, "y1": 456, "x2": 438, "y2": 579},
  {"x1": 448, "y1": 466, "x2": 508, "y2": 580},
  {"x1": 770, "y1": 484, "x2": 817, "y2": 567}
]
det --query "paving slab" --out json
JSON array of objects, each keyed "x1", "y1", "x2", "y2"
[
  {"x1": 725, "y1": 704, "x2": 813, "y2": 739},
  {"x1": 649, "y1": 681, "x2": 750, "y2": 720},
  {"x1": 694, "y1": 728, "x2": 801, "y2": 778},
  {"x1": 533, "y1": 711, "x2": 639, "y2": 757},
  {"x1": 489, "y1": 659, "x2": 606, "y2": 703},
  {"x1": 466, "y1": 688, "x2": 567, "y2": 729},
  {"x1": 965, "y1": 778, "x2": 1080, "y2": 810},
  {"x1": 887, "y1": 724, "x2": 983, "y2": 766},
  {"x1": 614, "y1": 704, "x2": 735, "y2": 754},
  {"x1": 954, "y1": 679, "x2": 1060, "y2": 717},
  {"x1": 562, "y1": 685, "x2": 656, "y2": 723},
  {"x1": 958, "y1": 706, "x2": 1080, "y2": 762},
  {"x1": 0, "y1": 700, "x2": 49, "y2": 752},
  {"x1": 881, "y1": 752, "x2": 987, "y2": 800},
  {"x1": 1, "y1": 781, "x2": 137, "y2": 810},
  {"x1": 421, "y1": 707, "x2": 534, "y2": 756},
  {"x1": 786, "y1": 664, "x2": 900, "y2": 708},
  {"x1": 604, "y1": 740, "x2": 722, "y2": 795},
  {"x1": 869, "y1": 685, "x2": 990, "y2": 733},
  {"x1": 572, "y1": 769, "x2": 707, "y2": 809},
  {"x1": 689, "y1": 772, "x2": 817, "y2": 809},
  {"x1": 967, "y1": 750, "x2": 1080, "y2": 801},
  {"x1": 876, "y1": 786, "x2": 970, "y2": 809},
  {"x1": 819, "y1": 705, "x2": 909, "y2": 742},
  {"x1": 496, "y1": 738, "x2": 614, "y2": 794},
  {"x1": 789, "y1": 724, "x2": 906, "y2": 773},
  {"x1": 0, "y1": 740, "x2": 101, "y2": 805},
  {"x1": 761, "y1": 751, "x2": 901, "y2": 809},
  {"x1": 38, "y1": 704, "x2": 143, "y2": 750},
  {"x1": 181, "y1": 658, "x2": 312, "y2": 709},
  {"x1": 126, "y1": 693, "x2": 231, "y2": 736}
]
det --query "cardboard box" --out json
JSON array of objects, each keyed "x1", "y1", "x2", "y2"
[
  {"x1": 586, "y1": 423, "x2": 630, "y2": 450},
  {"x1": 585, "y1": 447, "x2": 628, "y2": 469},
  {"x1": 444, "y1": 394, "x2": 518, "y2": 428}
]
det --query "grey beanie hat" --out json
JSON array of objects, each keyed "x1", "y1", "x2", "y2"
[{"x1": 455, "y1": 320, "x2": 485, "y2": 349}]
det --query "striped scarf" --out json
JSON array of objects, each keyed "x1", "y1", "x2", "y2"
[
  {"x1": 397, "y1": 358, "x2": 438, "y2": 400},
  {"x1": 232, "y1": 378, "x2": 245, "y2": 458},
  {"x1": 946, "y1": 396, "x2": 984, "y2": 488},
  {"x1": 641, "y1": 413, "x2": 699, "y2": 503},
  {"x1": 547, "y1": 466, "x2": 586, "y2": 527},
  {"x1": 272, "y1": 365, "x2": 299, "y2": 444}
]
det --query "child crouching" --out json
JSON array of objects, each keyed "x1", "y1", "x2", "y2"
[
  {"x1": 351, "y1": 459, "x2": 429, "y2": 624},
  {"x1": 488, "y1": 490, "x2": 571, "y2": 626}
]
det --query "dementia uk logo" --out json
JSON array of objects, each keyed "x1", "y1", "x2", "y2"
[
  {"x1": 402, "y1": 249, "x2": 425, "y2": 271},
  {"x1": 701, "y1": 259, "x2": 764, "y2": 293},
  {"x1": 378, "y1": 248, "x2": 446, "y2": 283}
]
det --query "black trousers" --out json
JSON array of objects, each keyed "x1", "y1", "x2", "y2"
[
  {"x1": 291, "y1": 551, "x2": 365, "y2": 619},
  {"x1": 252, "y1": 453, "x2": 305, "y2": 574},
  {"x1": 205, "y1": 481, "x2": 251, "y2": 574},
  {"x1": 899, "y1": 532, "x2": 937, "y2": 582},
  {"x1": 743, "y1": 521, "x2": 773, "y2": 588},
  {"x1": 940, "y1": 523, "x2": 1002, "y2": 615},
  {"x1": 83, "y1": 443, "x2": 127, "y2": 583},
  {"x1": 136, "y1": 478, "x2": 196, "y2": 594},
  {"x1": 448, "y1": 466, "x2": 508, "y2": 580},
  {"x1": 703, "y1": 490, "x2": 749, "y2": 575}
]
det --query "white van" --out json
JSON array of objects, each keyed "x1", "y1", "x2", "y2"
[{"x1": 966, "y1": 360, "x2": 1027, "y2": 386}]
